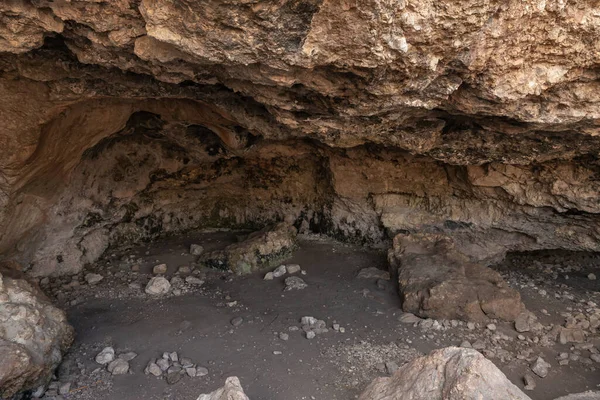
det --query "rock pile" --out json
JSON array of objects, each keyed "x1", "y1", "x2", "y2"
[
  {"x1": 94, "y1": 347, "x2": 137, "y2": 375},
  {"x1": 145, "y1": 351, "x2": 209, "y2": 384}
]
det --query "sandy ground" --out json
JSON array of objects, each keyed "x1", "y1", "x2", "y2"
[{"x1": 40, "y1": 233, "x2": 600, "y2": 400}]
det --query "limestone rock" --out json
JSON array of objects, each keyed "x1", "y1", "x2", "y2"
[
  {"x1": 554, "y1": 392, "x2": 600, "y2": 400},
  {"x1": 199, "y1": 223, "x2": 297, "y2": 275},
  {"x1": 358, "y1": 347, "x2": 531, "y2": 400},
  {"x1": 0, "y1": 269, "x2": 74, "y2": 399},
  {"x1": 390, "y1": 233, "x2": 524, "y2": 322},
  {"x1": 145, "y1": 277, "x2": 171, "y2": 295},
  {"x1": 196, "y1": 376, "x2": 249, "y2": 400}
]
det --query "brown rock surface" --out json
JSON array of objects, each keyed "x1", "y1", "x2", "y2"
[{"x1": 1, "y1": 2, "x2": 600, "y2": 275}]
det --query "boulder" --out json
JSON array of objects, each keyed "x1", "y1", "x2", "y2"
[
  {"x1": 196, "y1": 376, "x2": 250, "y2": 400},
  {"x1": 199, "y1": 223, "x2": 297, "y2": 275},
  {"x1": 389, "y1": 233, "x2": 524, "y2": 322},
  {"x1": 0, "y1": 267, "x2": 74, "y2": 398},
  {"x1": 358, "y1": 347, "x2": 531, "y2": 400},
  {"x1": 554, "y1": 392, "x2": 600, "y2": 400}
]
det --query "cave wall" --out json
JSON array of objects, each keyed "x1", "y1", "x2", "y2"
[{"x1": 2, "y1": 1, "x2": 600, "y2": 275}]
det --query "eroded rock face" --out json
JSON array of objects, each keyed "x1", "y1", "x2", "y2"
[
  {"x1": 389, "y1": 233, "x2": 524, "y2": 322},
  {"x1": 0, "y1": 265, "x2": 74, "y2": 398},
  {"x1": 358, "y1": 347, "x2": 531, "y2": 400},
  {"x1": 199, "y1": 223, "x2": 297, "y2": 275},
  {"x1": 1, "y1": 2, "x2": 600, "y2": 275}
]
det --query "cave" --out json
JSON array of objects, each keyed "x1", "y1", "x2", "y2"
[{"x1": 1, "y1": 2, "x2": 600, "y2": 400}]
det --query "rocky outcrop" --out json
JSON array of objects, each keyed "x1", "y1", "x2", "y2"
[
  {"x1": 389, "y1": 233, "x2": 524, "y2": 322},
  {"x1": 196, "y1": 376, "x2": 249, "y2": 400},
  {"x1": 0, "y1": 265, "x2": 74, "y2": 398},
  {"x1": 1, "y1": 2, "x2": 600, "y2": 275},
  {"x1": 199, "y1": 223, "x2": 297, "y2": 275},
  {"x1": 358, "y1": 347, "x2": 531, "y2": 400}
]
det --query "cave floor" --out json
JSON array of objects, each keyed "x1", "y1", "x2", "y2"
[{"x1": 44, "y1": 233, "x2": 600, "y2": 400}]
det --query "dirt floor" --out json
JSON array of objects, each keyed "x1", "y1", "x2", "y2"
[{"x1": 37, "y1": 232, "x2": 600, "y2": 400}]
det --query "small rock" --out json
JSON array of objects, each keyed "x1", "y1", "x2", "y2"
[
  {"x1": 515, "y1": 312, "x2": 538, "y2": 333},
  {"x1": 301, "y1": 316, "x2": 317, "y2": 326},
  {"x1": 145, "y1": 361, "x2": 162, "y2": 377},
  {"x1": 58, "y1": 382, "x2": 71, "y2": 395},
  {"x1": 107, "y1": 358, "x2": 129, "y2": 375},
  {"x1": 284, "y1": 276, "x2": 307, "y2": 291},
  {"x1": 181, "y1": 357, "x2": 193, "y2": 368},
  {"x1": 273, "y1": 351, "x2": 282, "y2": 355},
  {"x1": 306, "y1": 331, "x2": 316, "y2": 339},
  {"x1": 279, "y1": 333, "x2": 289, "y2": 341},
  {"x1": 530, "y1": 357, "x2": 550, "y2": 378},
  {"x1": 460, "y1": 341, "x2": 472, "y2": 348},
  {"x1": 286, "y1": 264, "x2": 301, "y2": 274},
  {"x1": 178, "y1": 265, "x2": 191, "y2": 274},
  {"x1": 118, "y1": 352, "x2": 138, "y2": 361},
  {"x1": 590, "y1": 354, "x2": 600, "y2": 363},
  {"x1": 376, "y1": 279, "x2": 389, "y2": 290},
  {"x1": 231, "y1": 316, "x2": 244, "y2": 327},
  {"x1": 523, "y1": 373, "x2": 536, "y2": 391},
  {"x1": 190, "y1": 244, "x2": 204, "y2": 256},
  {"x1": 166, "y1": 367, "x2": 183, "y2": 384},
  {"x1": 185, "y1": 276, "x2": 204, "y2": 285},
  {"x1": 95, "y1": 347, "x2": 115, "y2": 365},
  {"x1": 273, "y1": 265, "x2": 287, "y2": 278},
  {"x1": 131, "y1": 264, "x2": 140, "y2": 272},
  {"x1": 145, "y1": 277, "x2": 171, "y2": 295},
  {"x1": 385, "y1": 361, "x2": 399, "y2": 375},
  {"x1": 589, "y1": 273, "x2": 597, "y2": 281},
  {"x1": 472, "y1": 340, "x2": 486, "y2": 350},
  {"x1": 333, "y1": 323, "x2": 340, "y2": 331},
  {"x1": 263, "y1": 272, "x2": 274, "y2": 280},
  {"x1": 398, "y1": 312, "x2": 422, "y2": 324},
  {"x1": 487, "y1": 323, "x2": 497, "y2": 331},
  {"x1": 356, "y1": 267, "x2": 390, "y2": 280},
  {"x1": 196, "y1": 366, "x2": 209, "y2": 376},
  {"x1": 186, "y1": 367, "x2": 197, "y2": 377},
  {"x1": 153, "y1": 264, "x2": 168, "y2": 274},
  {"x1": 85, "y1": 273, "x2": 103, "y2": 285},
  {"x1": 157, "y1": 358, "x2": 170, "y2": 371},
  {"x1": 467, "y1": 322, "x2": 476, "y2": 330}
]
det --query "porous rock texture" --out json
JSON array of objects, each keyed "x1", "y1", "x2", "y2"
[
  {"x1": 1, "y1": 1, "x2": 600, "y2": 276},
  {"x1": 358, "y1": 346, "x2": 532, "y2": 400},
  {"x1": 196, "y1": 376, "x2": 250, "y2": 400},
  {"x1": 389, "y1": 233, "x2": 525, "y2": 321},
  {"x1": 0, "y1": 263, "x2": 74, "y2": 398}
]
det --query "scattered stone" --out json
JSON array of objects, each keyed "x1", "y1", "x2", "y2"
[
  {"x1": 145, "y1": 361, "x2": 162, "y2": 377},
  {"x1": 231, "y1": 316, "x2": 244, "y2": 327},
  {"x1": 279, "y1": 333, "x2": 289, "y2": 341},
  {"x1": 357, "y1": 267, "x2": 390, "y2": 280},
  {"x1": 145, "y1": 277, "x2": 171, "y2": 295},
  {"x1": 385, "y1": 361, "x2": 399, "y2": 375},
  {"x1": 286, "y1": 264, "x2": 301, "y2": 274},
  {"x1": 530, "y1": 357, "x2": 550, "y2": 378},
  {"x1": 153, "y1": 264, "x2": 168, "y2": 274},
  {"x1": 186, "y1": 367, "x2": 197, "y2": 377},
  {"x1": 156, "y1": 358, "x2": 170, "y2": 371},
  {"x1": 515, "y1": 311, "x2": 538, "y2": 333},
  {"x1": 186, "y1": 276, "x2": 204, "y2": 285},
  {"x1": 523, "y1": 373, "x2": 536, "y2": 391},
  {"x1": 263, "y1": 272, "x2": 274, "y2": 280},
  {"x1": 398, "y1": 312, "x2": 422, "y2": 324},
  {"x1": 107, "y1": 358, "x2": 129, "y2": 375},
  {"x1": 95, "y1": 347, "x2": 115, "y2": 365},
  {"x1": 169, "y1": 352, "x2": 179, "y2": 362},
  {"x1": 196, "y1": 367, "x2": 209, "y2": 377},
  {"x1": 85, "y1": 273, "x2": 103, "y2": 285},
  {"x1": 306, "y1": 331, "x2": 316, "y2": 339},
  {"x1": 588, "y1": 273, "x2": 597, "y2": 281},
  {"x1": 196, "y1": 376, "x2": 249, "y2": 400},
  {"x1": 118, "y1": 351, "x2": 138, "y2": 361},
  {"x1": 166, "y1": 366, "x2": 184, "y2": 384},
  {"x1": 358, "y1": 347, "x2": 530, "y2": 400},
  {"x1": 560, "y1": 327, "x2": 586, "y2": 344},
  {"x1": 284, "y1": 276, "x2": 308, "y2": 290},
  {"x1": 487, "y1": 323, "x2": 497, "y2": 331},
  {"x1": 58, "y1": 382, "x2": 71, "y2": 395},
  {"x1": 273, "y1": 265, "x2": 287, "y2": 278},
  {"x1": 190, "y1": 244, "x2": 204, "y2": 256}
]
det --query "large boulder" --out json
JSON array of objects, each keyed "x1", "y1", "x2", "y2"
[
  {"x1": 199, "y1": 223, "x2": 297, "y2": 275},
  {"x1": 359, "y1": 347, "x2": 531, "y2": 400},
  {"x1": 196, "y1": 376, "x2": 250, "y2": 400},
  {"x1": 389, "y1": 233, "x2": 524, "y2": 322},
  {"x1": 0, "y1": 266, "x2": 74, "y2": 398}
]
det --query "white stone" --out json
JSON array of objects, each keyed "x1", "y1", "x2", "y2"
[{"x1": 145, "y1": 277, "x2": 171, "y2": 295}]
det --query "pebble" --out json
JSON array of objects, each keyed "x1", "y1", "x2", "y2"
[
  {"x1": 157, "y1": 358, "x2": 170, "y2": 371},
  {"x1": 273, "y1": 265, "x2": 287, "y2": 278},
  {"x1": 398, "y1": 313, "x2": 422, "y2": 324},
  {"x1": 588, "y1": 273, "x2": 597, "y2": 280},
  {"x1": 523, "y1": 373, "x2": 536, "y2": 391},
  {"x1": 279, "y1": 333, "x2": 289, "y2": 341},
  {"x1": 531, "y1": 357, "x2": 550, "y2": 378},
  {"x1": 385, "y1": 361, "x2": 399, "y2": 374},
  {"x1": 190, "y1": 244, "x2": 204, "y2": 256},
  {"x1": 185, "y1": 276, "x2": 204, "y2": 285},
  {"x1": 263, "y1": 272, "x2": 274, "y2": 280},
  {"x1": 107, "y1": 358, "x2": 129, "y2": 375},
  {"x1": 145, "y1": 361, "x2": 162, "y2": 377},
  {"x1": 273, "y1": 351, "x2": 283, "y2": 355},
  {"x1": 85, "y1": 273, "x2": 103, "y2": 285},
  {"x1": 486, "y1": 323, "x2": 496, "y2": 331},
  {"x1": 460, "y1": 341, "x2": 472, "y2": 348},
  {"x1": 153, "y1": 264, "x2": 168, "y2": 274},
  {"x1": 95, "y1": 347, "x2": 115, "y2": 365},
  {"x1": 177, "y1": 265, "x2": 191, "y2": 274},
  {"x1": 284, "y1": 276, "x2": 308, "y2": 291},
  {"x1": 467, "y1": 322, "x2": 476, "y2": 330},
  {"x1": 286, "y1": 264, "x2": 301, "y2": 274},
  {"x1": 145, "y1": 277, "x2": 171, "y2": 295},
  {"x1": 231, "y1": 316, "x2": 244, "y2": 327},
  {"x1": 186, "y1": 367, "x2": 197, "y2": 377},
  {"x1": 306, "y1": 331, "x2": 316, "y2": 339},
  {"x1": 196, "y1": 366, "x2": 209, "y2": 376}
]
